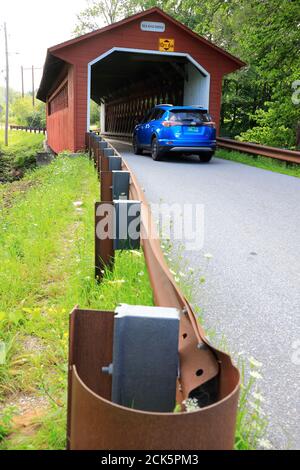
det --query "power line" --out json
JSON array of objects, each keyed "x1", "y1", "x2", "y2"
[
  {"x1": 4, "y1": 22, "x2": 9, "y2": 146},
  {"x1": 32, "y1": 65, "x2": 34, "y2": 107},
  {"x1": 20, "y1": 66, "x2": 42, "y2": 104},
  {"x1": 21, "y1": 65, "x2": 24, "y2": 98}
]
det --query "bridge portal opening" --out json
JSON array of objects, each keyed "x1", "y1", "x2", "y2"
[{"x1": 88, "y1": 48, "x2": 210, "y2": 136}]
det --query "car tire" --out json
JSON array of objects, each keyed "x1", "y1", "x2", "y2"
[
  {"x1": 151, "y1": 136, "x2": 164, "y2": 161},
  {"x1": 198, "y1": 152, "x2": 214, "y2": 163},
  {"x1": 133, "y1": 135, "x2": 143, "y2": 155}
]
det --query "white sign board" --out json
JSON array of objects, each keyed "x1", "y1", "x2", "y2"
[{"x1": 140, "y1": 21, "x2": 165, "y2": 32}]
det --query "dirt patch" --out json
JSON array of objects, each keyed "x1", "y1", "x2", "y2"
[
  {"x1": 11, "y1": 407, "x2": 46, "y2": 437},
  {"x1": 21, "y1": 335, "x2": 45, "y2": 353},
  {"x1": 1, "y1": 394, "x2": 48, "y2": 414},
  {"x1": 0, "y1": 179, "x2": 39, "y2": 209},
  {"x1": 0, "y1": 393, "x2": 48, "y2": 438}
]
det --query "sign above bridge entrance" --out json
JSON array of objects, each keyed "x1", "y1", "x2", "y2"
[
  {"x1": 159, "y1": 38, "x2": 175, "y2": 52},
  {"x1": 140, "y1": 21, "x2": 165, "y2": 32}
]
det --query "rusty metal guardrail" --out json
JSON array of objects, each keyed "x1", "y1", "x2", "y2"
[
  {"x1": 67, "y1": 132, "x2": 240, "y2": 450},
  {"x1": 217, "y1": 137, "x2": 300, "y2": 165},
  {"x1": 10, "y1": 124, "x2": 46, "y2": 135}
]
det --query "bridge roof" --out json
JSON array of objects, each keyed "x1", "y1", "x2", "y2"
[
  {"x1": 48, "y1": 7, "x2": 245, "y2": 67},
  {"x1": 37, "y1": 7, "x2": 245, "y2": 102}
]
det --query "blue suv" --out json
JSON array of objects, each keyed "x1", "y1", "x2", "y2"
[{"x1": 133, "y1": 105, "x2": 216, "y2": 162}]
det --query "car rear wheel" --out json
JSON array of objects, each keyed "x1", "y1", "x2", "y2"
[
  {"x1": 198, "y1": 152, "x2": 214, "y2": 163},
  {"x1": 133, "y1": 135, "x2": 143, "y2": 155},
  {"x1": 151, "y1": 137, "x2": 164, "y2": 161}
]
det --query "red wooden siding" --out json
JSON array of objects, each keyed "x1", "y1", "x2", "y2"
[{"x1": 46, "y1": 66, "x2": 75, "y2": 153}]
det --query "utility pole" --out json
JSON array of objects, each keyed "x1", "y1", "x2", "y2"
[
  {"x1": 4, "y1": 22, "x2": 9, "y2": 146},
  {"x1": 32, "y1": 65, "x2": 35, "y2": 107},
  {"x1": 21, "y1": 65, "x2": 24, "y2": 98}
]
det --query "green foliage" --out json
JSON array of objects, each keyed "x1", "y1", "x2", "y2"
[
  {"x1": 235, "y1": 358, "x2": 269, "y2": 450},
  {"x1": 0, "y1": 87, "x2": 46, "y2": 128},
  {"x1": 0, "y1": 406, "x2": 17, "y2": 442},
  {"x1": 10, "y1": 97, "x2": 46, "y2": 128},
  {"x1": 74, "y1": 0, "x2": 130, "y2": 35},
  {"x1": 0, "y1": 130, "x2": 43, "y2": 182},
  {"x1": 217, "y1": 0, "x2": 300, "y2": 148},
  {"x1": 90, "y1": 100, "x2": 100, "y2": 127},
  {"x1": 238, "y1": 97, "x2": 299, "y2": 149}
]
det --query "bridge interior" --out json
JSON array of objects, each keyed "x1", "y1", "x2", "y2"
[{"x1": 90, "y1": 50, "x2": 209, "y2": 135}]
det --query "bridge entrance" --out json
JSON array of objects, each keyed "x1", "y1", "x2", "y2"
[{"x1": 88, "y1": 48, "x2": 210, "y2": 136}]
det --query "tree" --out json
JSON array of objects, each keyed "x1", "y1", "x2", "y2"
[
  {"x1": 0, "y1": 86, "x2": 21, "y2": 124},
  {"x1": 229, "y1": 0, "x2": 300, "y2": 148},
  {"x1": 10, "y1": 96, "x2": 46, "y2": 128},
  {"x1": 90, "y1": 100, "x2": 100, "y2": 127},
  {"x1": 74, "y1": 0, "x2": 131, "y2": 35}
]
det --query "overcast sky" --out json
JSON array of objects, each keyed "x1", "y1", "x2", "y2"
[{"x1": 0, "y1": 0, "x2": 91, "y2": 93}]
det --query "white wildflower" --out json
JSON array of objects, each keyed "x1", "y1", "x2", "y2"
[
  {"x1": 250, "y1": 370, "x2": 263, "y2": 380},
  {"x1": 248, "y1": 401, "x2": 260, "y2": 411},
  {"x1": 73, "y1": 201, "x2": 83, "y2": 207},
  {"x1": 138, "y1": 271, "x2": 144, "y2": 277},
  {"x1": 249, "y1": 421, "x2": 260, "y2": 430},
  {"x1": 204, "y1": 253, "x2": 213, "y2": 260},
  {"x1": 170, "y1": 269, "x2": 177, "y2": 276},
  {"x1": 252, "y1": 392, "x2": 265, "y2": 403},
  {"x1": 183, "y1": 398, "x2": 200, "y2": 412},
  {"x1": 249, "y1": 357, "x2": 263, "y2": 368},
  {"x1": 178, "y1": 271, "x2": 186, "y2": 277},
  {"x1": 108, "y1": 280, "x2": 126, "y2": 285},
  {"x1": 175, "y1": 277, "x2": 180, "y2": 283},
  {"x1": 258, "y1": 438, "x2": 273, "y2": 450}
]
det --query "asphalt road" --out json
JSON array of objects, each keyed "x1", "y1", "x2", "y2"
[{"x1": 109, "y1": 140, "x2": 300, "y2": 450}]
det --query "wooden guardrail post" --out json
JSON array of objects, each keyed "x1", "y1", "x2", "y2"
[{"x1": 95, "y1": 201, "x2": 115, "y2": 280}]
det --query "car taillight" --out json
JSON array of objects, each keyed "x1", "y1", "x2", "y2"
[{"x1": 162, "y1": 121, "x2": 183, "y2": 127}]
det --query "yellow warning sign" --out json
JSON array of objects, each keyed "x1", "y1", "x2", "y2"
[{"x1": 159, "y1": 38, "x2": 175, "y2": 52}]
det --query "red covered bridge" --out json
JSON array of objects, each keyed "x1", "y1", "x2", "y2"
[{"x1": 37, "y1": 7, "x2": 245, "y2": 154}]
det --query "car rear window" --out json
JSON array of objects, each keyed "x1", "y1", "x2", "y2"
[{"x1": 168, "y1": 110, "x2": 211, "y2": 125}]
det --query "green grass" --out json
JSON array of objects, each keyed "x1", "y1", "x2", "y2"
[
  {"x1": 0, "y1": 129, "x2": 44, "y2": 149},
  {"x1": 0, "y1": 130, "x2": 44, "y2": 182},
  {"x1": 216, "y1": 148, "x2": 300, "y2": 178},
  {"x1": 0, "y1": 154, "x2": 153, "y2": 450}
]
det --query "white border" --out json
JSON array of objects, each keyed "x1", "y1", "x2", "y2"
[{"x1": 87, "y1": 47, "x2": 211, "y2": 131}]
